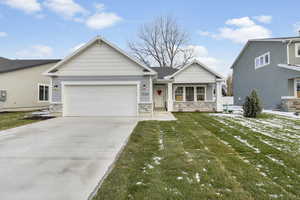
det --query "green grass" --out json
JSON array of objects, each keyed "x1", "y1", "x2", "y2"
[
  {"x1": 0, "y1": 112, "x2": 42, "y2": 131},
  {"x1": 94, "y1": 113, "x2": 300, "y2": 200}
]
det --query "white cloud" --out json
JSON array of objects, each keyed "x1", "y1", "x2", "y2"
[
  {"x1": 0, "y1": 0, "x2": 41, "y2": 13},
  {"x1": 0, "y1": 32, "x2": 7, "y2": 37},
  {"x1": 94, "y1": 3, "x2": 105, "y2": 11},
  {"x1": 186, "y1": 45, "x2": 221, "y2": 69},
  {"x1": 69, "y1": 42, "x2": 85, "y2": 53},
  {"x1": 16, "y1": 45, "x2": 53, "y2": 58},
  {"x1": 226, "y1": 17, "x2": 255, "y2": 27},
  {"x1": 254, "y1": 15, "x2": 272, "y2": 24},
  {"x1": 293, "y1": 22, "x2": 300, "y2": 33},
  {"x1": 44, "y1": 0, "x2": 87, "y2": 19},
  {"x1": 85, "y1": 12, "x2": 122, "y2": 30},
  {"x1": 199, "y1": 16, "x2": 272, "y2": 43}
]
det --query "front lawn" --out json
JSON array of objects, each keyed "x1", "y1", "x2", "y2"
[
  {"x1": 94, "y1": 113, "x2": 300, "y2": 200},
  {"x1": 0, "y1": 112, "x2": 42, "y2": 131}
]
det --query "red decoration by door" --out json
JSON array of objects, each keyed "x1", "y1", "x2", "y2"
[{"x1": 157, "y1": 90, "x2": 162, "y2": 95}]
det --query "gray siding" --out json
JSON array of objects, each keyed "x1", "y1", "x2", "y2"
[
  {"x1": 288, "y1": 42, "x2": 300, "y2": 65},
  {"x1": 233, "y1": 41, "x2": 300, "y2": 109},
  {"x1": 51, "y1": 75, "x2": 151, "y2": 103}
]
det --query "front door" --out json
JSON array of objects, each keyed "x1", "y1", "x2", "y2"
[
  {"x1": 154, "y1": 85, "x2": 166, "y2": 108},
  {"x1": 297, "y1": 80, "x2": 300, "y2": 98}
]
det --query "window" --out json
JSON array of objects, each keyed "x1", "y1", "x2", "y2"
[
  {"x1": 185, "y1": 87, "x2": 194, "y2": 101},
  {"x1": 196, "y1": 87, "x2": 205, "y2": 101},
  {"x1": 39, "y1": 84, "x2": 49, "y2": 101},
  {"x1": 295, "y1": 43, "x2": 300, "y2": 57},
  {"x1": 175, "y1": 87, "x2": 183, "y2": 101},
  {"x1": 296, "y1": 80, "x2": 300, "y2": 98},
  {"x1": 255, "y1": 52, "x2": 270, "y2": 69}
]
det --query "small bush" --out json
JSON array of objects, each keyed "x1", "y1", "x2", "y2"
[{"x1": 243, "y1": 90, "x2": 262, "y2": 118}]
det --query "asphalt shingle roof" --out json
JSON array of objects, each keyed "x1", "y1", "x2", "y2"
[
  {"x1": 151, "y1": 67, "x2": 179, "y2": 79},
  {"x1": 0, "y1": 58, "x2": 61, "y2": 73}
]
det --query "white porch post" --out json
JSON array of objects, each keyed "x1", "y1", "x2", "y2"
[
  {"x1": 167, "y1": 82, "x2": 173, "y2": 111},
  {"x1": 216, "y1": 79, "x2": 223, "y2": 112}
]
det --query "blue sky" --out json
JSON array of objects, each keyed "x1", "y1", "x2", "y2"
[{"x1": 0, "y1": 0, "x2": 300, "y2": 75}]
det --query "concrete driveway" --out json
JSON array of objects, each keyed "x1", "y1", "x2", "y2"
[{"x1": 0, "y1": 117, "x2": 137, "y2": 200}]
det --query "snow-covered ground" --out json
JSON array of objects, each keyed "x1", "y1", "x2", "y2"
[
  {"x1": 210, "y1": 112, "x2": 300, "y2": 154},
  {"x1": 224, "y1": 105, "x2": 300, "y2": 119}
]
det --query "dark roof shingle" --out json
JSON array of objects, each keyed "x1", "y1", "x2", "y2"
[
  {"x1": 151, "y1": 67, "x2": 179, "y2": 79},
  {"x1": 0, "y1": 58, "x2": 61, "y2": 73}
]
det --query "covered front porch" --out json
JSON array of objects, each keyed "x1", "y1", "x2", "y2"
[
  {"x1": 281, "y1": 78, "x2": 300, "y2": 112},
  {"x1": 152, "y1": 80, "x2": 223, "y2": 112}
]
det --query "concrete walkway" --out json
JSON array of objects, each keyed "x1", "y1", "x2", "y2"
[{"x1": 0, "y1": 117, "x2": 137, "y2": 200}]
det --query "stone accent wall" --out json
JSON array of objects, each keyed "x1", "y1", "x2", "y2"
[
  {"x1": 139, "y1": 103, "x2": 153, "y2": 113},
  {"x1": 49, "y1": 103, "x2": 62, "y2": 113},
  {"x1": 281, "y1": 98, "x2": 300, "y2": 112},
  {"x1": 173, "y1": 101, "x2": 216, "y2": 112}
]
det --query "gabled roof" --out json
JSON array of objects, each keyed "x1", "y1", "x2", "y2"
[
  {"x1": 231, "y1": 36, "x2": 300, "y2": 69},
  {"x1": 165, "y1": 60, "x2": 224, "y2": 80},
  {"x1": 45, "y1": 36, "x2": 157, "y2": 76},
  {"x1": 151, "y1": 67, "x2": 179, "y2": 79},
  {"x1": 0, "y1": 58, "x2": 60, "y2": 74}
]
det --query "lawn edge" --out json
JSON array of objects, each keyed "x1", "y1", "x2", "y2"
[{"x1": 87, "y1": 121, "x2": 138, "y2": 200}]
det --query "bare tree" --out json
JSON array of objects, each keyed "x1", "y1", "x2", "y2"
[
  {"x1": 128, "y1": 16, "x2": 194, "y2": 68},
  {"x1": 226, "y1": 73, "x2": 234, "y2": 96}
]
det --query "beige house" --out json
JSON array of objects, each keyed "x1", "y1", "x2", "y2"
[{"x1": 0, "y1": 57, "x2": 60, "y2": 111}]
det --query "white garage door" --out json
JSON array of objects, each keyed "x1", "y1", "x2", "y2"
[{"x1": 63, "y1": 84, "x2": 138, "y2": 117}]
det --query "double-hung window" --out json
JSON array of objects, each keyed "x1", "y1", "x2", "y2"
[
  {"x1": 185, "y1": 87, "x2": 194, "y2": 101},
  {"x1": 39, "y1": 84, "x2": 49, "y2": 102},
  {"x1": 175, "y1": 87, "x2": 184, "y2": 101},
  {"x1": 196, "y1": 87, "x2": 205, "y2": 101},
  {"x1": 255, "y1": 52, "x2": 270, "y2": 69}
]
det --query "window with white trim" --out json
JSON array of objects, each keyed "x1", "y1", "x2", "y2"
[
  {"x1": 174, "y1": 85, "x2": 206, "y2": 102},
  {"x1": 39, "y1": 84, "x2": 49, "y2": 101},
  {"x1": 295, "y1": 43, "x2": 300, "y2": 57},
  {"x1": 175, "y1": 87, "x2": 183, "y2": 101},
  {"x1": 185, "y1": 87, "x2": 194, "y2": 101},
  {"x1": 196, "y1": 87, "x2": 205, "y2": 101},
  {"x1": 255, "y1": 52, "x2": 270, "y2": 69}
]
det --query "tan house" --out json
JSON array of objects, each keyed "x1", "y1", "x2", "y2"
[{"x1": 0, "y1": 57, "x2": 60, "y2": 111}]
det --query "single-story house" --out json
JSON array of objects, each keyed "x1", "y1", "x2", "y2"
[
  {"x1": 0, "y1": 57, "x2": 60, "y2": 111},
  {"x1": 44, "y1": 36, "x2": 224, "y2": 117}
]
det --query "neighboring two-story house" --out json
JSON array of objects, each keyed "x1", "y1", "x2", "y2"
[{"x1": 232, "y1": 36, "x2": 300, "y2": 112}]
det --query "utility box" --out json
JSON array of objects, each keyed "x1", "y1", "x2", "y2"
[{"x1": 0, "y1": 90, "x2": 7, "y2": 102}]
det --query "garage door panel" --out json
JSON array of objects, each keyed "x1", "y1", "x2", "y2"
[{"x1": 63, "y1": 85, "x2": 137, "y2": 116}]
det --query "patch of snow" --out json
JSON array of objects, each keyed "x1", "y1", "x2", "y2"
[
  {"x1": 195, "y1": 173, "x2": 200, "y2": 182},
  {"x1": 177, "y1": 176, "x2": 183, "y2": 180},
  {"x1": 263, "y1": 110, "x2": 300, "y2": 119},
  {"x1": 233, "y1": 135, "x2": 261, "y2": 153},
  {"x1": 147, "y1": 164, "x2": 154, "y2": 169},
  {"x1": 136, "y1": 182, "x2": 143, "y2": 185},
  {"x1": 269, "y1": 194, "x2": 279, "y2": 199},
  {"x1": 266, "y1": 155, "x2": 285, "y2": 167},
  {"x1": 153, "y1": 156, "x2": 162, "y2": 165}
]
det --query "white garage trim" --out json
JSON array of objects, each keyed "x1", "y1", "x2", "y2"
[{"x1": 61, "y1": 81, "x2": 140, "y2": 117}]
